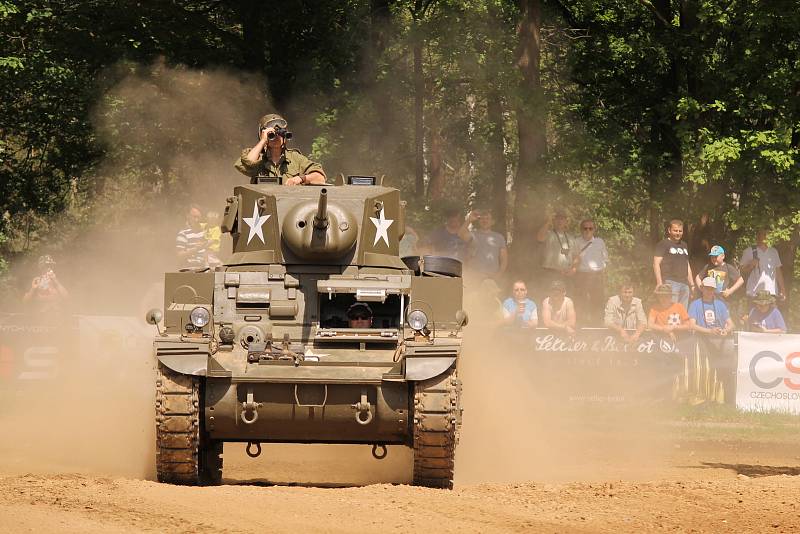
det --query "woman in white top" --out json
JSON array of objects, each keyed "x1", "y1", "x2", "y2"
[{"x1": 542, "y1": 280, "x2": 577, "y2": 336}]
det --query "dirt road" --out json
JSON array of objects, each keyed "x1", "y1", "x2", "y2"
[
  {"x1": 2, "y1": 328, "x2": 799, "y2": 532},
  {"x1": 2, "y1": 437, "x2": 799, "y2": 533}
]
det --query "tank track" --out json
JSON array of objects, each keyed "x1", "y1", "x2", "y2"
[
  {"x1": 412, "y1": 365, "x2": 462, "y2": 489},
  {"x1": 155, "y1": 364, "x2": 222, "y2": 485}
]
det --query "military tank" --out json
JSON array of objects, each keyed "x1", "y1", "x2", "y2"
[{"x1": 146, "y1": 175, "x2": 466, "y2": 488}]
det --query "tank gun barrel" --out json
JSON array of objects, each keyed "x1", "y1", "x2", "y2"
[{"x1": 313, "y1": 188, "x2": 329, "y2": 229}]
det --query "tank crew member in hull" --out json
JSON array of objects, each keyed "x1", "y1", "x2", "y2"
[
  {"x1": 347, "y1": 302, "x2": 373, "y2": 328},
  {"x1": 235, "y1": 113, "x2": 326, "y2": 186}
]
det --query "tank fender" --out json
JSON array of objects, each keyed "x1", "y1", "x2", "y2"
[
  {"x1": 405, "y1": 356, "x2": 455, "y2": 381},
  {"x1": 157, "y1": 354, "x2": 208, "y2": 376}
]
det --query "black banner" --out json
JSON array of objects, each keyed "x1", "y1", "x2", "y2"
[
  {"x1": 0, "y1": 313, "x2": 78, "y2": 385},
  {"x1": 500, "y1": 328, "x2": 691, "y2": 404}
]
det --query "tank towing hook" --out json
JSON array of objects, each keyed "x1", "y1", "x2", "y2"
[
  {"x1": 241, "y1": 389, "x2": 261, "y2": 424},
  {"x1": 351, "y1": 389, "x2": 373, "y2": 425},
  {"x1": 371, "y1": 444, "x2": 388, "y2": 460},
  {"x1": 246, "y1": 442, "x2": 262, "y2": 458}
]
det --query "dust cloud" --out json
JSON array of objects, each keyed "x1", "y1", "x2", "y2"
[
  {"x1": 0, "y1": 61, "x2": 410, "y2": 486},
  {"x1": 454, "y1": 294, "x2": 678, "y2": 485},
  {"x1": 0, "y1": 61, "x2": 271, "y2": 480}
]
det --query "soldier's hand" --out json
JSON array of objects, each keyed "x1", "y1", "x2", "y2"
[
  {"x1": 284, "y1": 176, "x2": 303, "y2": 186},
  {"x1": 258, "y1": 128, "x2": 272, "y2": 143}
]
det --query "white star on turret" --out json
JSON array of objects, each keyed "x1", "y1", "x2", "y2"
[
  {"x1": 242, "y1": 200, "x2": 270, "y2": 244},
  {"x1": 369, "y1": 208, "x2": 394, "y2": 247}
]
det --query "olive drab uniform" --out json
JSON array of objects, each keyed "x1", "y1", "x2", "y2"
[{"x1": 235, "y1": 148, "x2": 324, "y2": 185}]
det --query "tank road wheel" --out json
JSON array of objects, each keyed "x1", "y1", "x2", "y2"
[
  {"x1": 155, "y1": 364, "x2": 222, "y2": 485},
  {"x1": 412, "y1": 366, "x2": 462, "y2": 489}
]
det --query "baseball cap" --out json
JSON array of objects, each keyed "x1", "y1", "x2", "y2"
[
  {"x1": 701, "y1": 276, "x2": 717, "y2": 288},
  {"x1": 708, "y1": 245, "x2": 725, "y2": 257}
]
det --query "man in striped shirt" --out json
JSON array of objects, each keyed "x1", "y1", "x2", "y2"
[{"x1": 176, "y1": 205, "x2": 210, "y2": 269}]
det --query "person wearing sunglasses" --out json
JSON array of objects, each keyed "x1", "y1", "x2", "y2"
[
  {"x1": 347, "y1": 302, "x2": 373, "y2": 329},
  {"x1": 235, "y1": 113, "x2": 326, "y2": 186},
  {"x1": 573, "y1": 218, "x2": 608, "y2": 325}
]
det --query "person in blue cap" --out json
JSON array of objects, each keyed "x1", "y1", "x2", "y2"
[{"x1": 694, "y1": 244, "x2": 744, "y2": 301}]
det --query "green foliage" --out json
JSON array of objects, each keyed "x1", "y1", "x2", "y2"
[{"x1": 2, "y1": 0, "x2": 800, "y2": 311}]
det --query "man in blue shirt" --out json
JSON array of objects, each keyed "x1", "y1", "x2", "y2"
[
  {"x1": 470, "y1": 209, "x2": 508, "y2": 278},
  {"x1": 424, "y1": 207, "x2": 473, "y2": 263},
  {"x1": 502, "y1": 280, "x2": 537, "y2": 328},
  {"x1": 688, "y1": 276, "x2": 734, "y2": 336},
  {"x1": 688, "y1": 276, "x2": 736, "y2": 402}
]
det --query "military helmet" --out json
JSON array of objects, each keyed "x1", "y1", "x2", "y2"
[{"x1": 258, "y1": 113, "x2": 288, "y2": 132}]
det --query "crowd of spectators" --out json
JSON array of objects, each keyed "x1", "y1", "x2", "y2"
[{"x1": 415, "y1": 209, "x2": 789, "y2": 338}]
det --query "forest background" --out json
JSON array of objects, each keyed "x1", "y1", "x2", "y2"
[{"x1": 1, "y1": 1, "x2": 799, "y2": 318}]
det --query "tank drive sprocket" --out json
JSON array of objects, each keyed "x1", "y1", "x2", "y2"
[
  {"x1": 155, "y1": 364, "x2": 222, "y2": 485},
  {"x1": 412, "y1": 366, "x2": 462, "y2": 489}
]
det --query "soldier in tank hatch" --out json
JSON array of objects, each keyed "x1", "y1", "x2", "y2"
[
  {"x1": 347, "y1": 302, "x2": 373, "y2": 329},
  {"x1": 235, "y1": 113, "x2": 326, "y2": 186}
]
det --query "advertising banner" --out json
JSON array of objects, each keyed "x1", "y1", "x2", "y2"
[
  {"x1": 0, "y1": 313, "x2": 78, "y2": 384},
  {"x1": 0, "y1": 313, "x2": 152, "y2": 388},
  {"x1": 736, "y1": 332, "x2": 800, "y2": 414},
  {"x1": 503, "y1": 329, "x2": 688, "y2": 404}
]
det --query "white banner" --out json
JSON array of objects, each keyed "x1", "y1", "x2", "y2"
[{"x1": 736, "y1": 332, "x2": 800, "y2": 414}]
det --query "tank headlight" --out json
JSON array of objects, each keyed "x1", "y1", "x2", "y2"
[
  {"x1": 190, "y1": 307, "x2": 211, "y2": 328},
  {"x1": 407, "y1": 310, "x2": 428, "y2": 331}
]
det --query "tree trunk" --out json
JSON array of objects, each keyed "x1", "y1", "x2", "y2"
[
  {"x1": 486, "y1": 88, "x2": 507, "y2": 236},
  {"x1": 776, "y1": 225, "x2": 800, "y2": 320},
  {"x1": 413, "y1": 39, "x2": 425, "y2": 197},
  {"x1": 514, "y1": 0, "x2": 547, "y2": 230},
  {"x1": 428, "y1": 128, "x2": 445, "y2": 200},
  {"x1": 648, "y1": 0, "x2": 683, "y2": 242},
  {"x1": 365, "y1": 0, "x2": 394, "y2": 158},
  {"x1": 235, "y1": 0, "x2": 266, "y2": 73}
]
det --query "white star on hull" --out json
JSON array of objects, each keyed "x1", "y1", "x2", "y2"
[
  {"x1": 242, "y1": 200, "x2": 271, "y2": 244},
  {"x1": 369, "y1": 207, "x2": 394, "y2": 247}
]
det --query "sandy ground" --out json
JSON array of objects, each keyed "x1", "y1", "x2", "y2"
[
  {"x1": 1, "y1": 439, "x2": 800, "y2": 533},
  {"x1": 2, "y1": 325, "x2": 800, "y2": 532}
]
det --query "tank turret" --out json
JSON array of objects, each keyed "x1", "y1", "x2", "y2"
[{"x1": 282, "y1": 188, "x2": 358, "y2": 259}]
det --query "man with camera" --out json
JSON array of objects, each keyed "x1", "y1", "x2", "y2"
[
  {"x1": 23, "y1": 255, "x2": 69, "y2": 312},
  {"x1": 536, "y1": 208, "x2": 578, "y2": 297},
  {"x1": 235, "y1": 114, "x2": 326, "y2": 186}
]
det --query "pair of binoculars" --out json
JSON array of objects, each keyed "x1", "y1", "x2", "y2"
[{"x1": 266, "y1": 127, "x2": 293, "y2": 140}]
